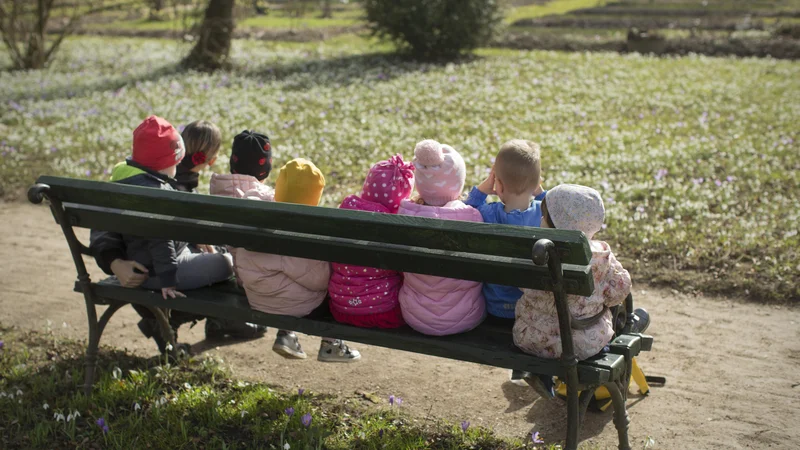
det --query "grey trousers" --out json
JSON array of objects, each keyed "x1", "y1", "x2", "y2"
[{"x1": 142, "y1": 248, "x2": 233, "y2": 291}]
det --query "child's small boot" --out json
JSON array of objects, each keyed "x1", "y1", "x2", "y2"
[
  {"x1": 272, "y1": 330, "x2": 307, "y2": 359},
  {"x1": 630, "y1": 308, "x2": 650, "y2": 334},
  {"x1": 318, "y1": 339, "x2": 361, "y2": 363},
  {"x1": 205, "y1": 319, "x2": 267, "y2": 340}
]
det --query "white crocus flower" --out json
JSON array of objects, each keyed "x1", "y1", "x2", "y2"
[{"x1": 43, "y1": 403, "x2": 49, "y2": 410}]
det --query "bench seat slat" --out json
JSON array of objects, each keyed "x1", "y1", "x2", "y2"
[
  {"x1": 38, "y1": 176, "x2": 592, "y2": 265},
  {"x1": 80, "y1": 279, "x2": 612, "y2": 384},
  {"x1": 64, "y1": 204, "x2": 595, "y2": 296}
]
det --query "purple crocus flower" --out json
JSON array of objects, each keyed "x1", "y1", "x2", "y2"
[
  {"x1": 379, "y1": 429, "x2": 384, "y2": 438},
  {"x1": 285, "y1": 407, "x2": 294, "y2": 417},
  {"x1": 666, "y1": 218, "x2": 674, "y2": 225},
  {"x1": 388, "y1": 395, "x2": 394, "y2": 406},
  {"x1": 715, "y1": 179, "x2": 722, "y2": 187},
  {"x1": 654, "y1": 169, "x2": 668, "y2": 181},
  {"x1": 395, "y1": 397, "x2": 403, "y2": 406},
  {"x1": 298, "y1": 388, "x2": 304, "y2": 396},
  {"x1": 102, "y1": 425, "x2": 109, "y2": 434},
  {"x1": 726, "y1": 176, "x2": 735, "y2": 182},
  {"x1": 301, "y1": 413, "x2": 312, "y2": 428},
  {"x1": 0, "y1": 341, "x2": 4, "y2": 350},
  {"x1": 532, "y1": 431, "x2": 544, "y2": 444},
  {"x1": 461, "y1": 420, "x2": 470, "y2": 432},
  {"x1": 96, "y1": 418, "x2": 105, "y2": 427}
]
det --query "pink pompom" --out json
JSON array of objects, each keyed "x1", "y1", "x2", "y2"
[{"x1": 414, "y1": 139, "x2": 444, "y2": 166}]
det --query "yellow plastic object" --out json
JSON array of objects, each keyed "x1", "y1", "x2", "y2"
[{"x1": 554, "y1": 357, "x2": 650, "y2": 411}]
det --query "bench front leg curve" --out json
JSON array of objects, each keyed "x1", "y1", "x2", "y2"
[{"x1": 604, "y1": 380, "x2": 631, "y2": 450}]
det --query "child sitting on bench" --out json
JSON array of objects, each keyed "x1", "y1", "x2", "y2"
[
  {"x1": 328, "y1": 154, "x2": 415, "y2": 328},
  {"x1": 212, "y1": 139, "x2": 360, "y2": 363},
  {"x1": 513, "y1": 184, "x2": 633, "y2": 398},
  {"x1": 397, "y1": 139, "x2": 486, "y2": 336}
]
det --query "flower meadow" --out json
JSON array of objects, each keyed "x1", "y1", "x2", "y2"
[
  {"x1": 0, "y1": 327, "x2": 558, "y2": 449},
  {"x1": 1, "y1": 36, "x2": 798, "y2": 301}
]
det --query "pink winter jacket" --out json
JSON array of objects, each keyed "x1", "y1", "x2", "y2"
[
  {"x1": 513, "y1": 240, "x2": 632, "y2": 360},
  {"x1": 328, "y1": 195, "x2": 405, "y2": 327},
  {"x1": 397, "y1": 199, "x2": 486, "y2": 336},
  {"x1": 209, "y1": 173, "x2": 328, "y2": 317}
]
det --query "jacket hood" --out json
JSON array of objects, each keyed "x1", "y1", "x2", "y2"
[
  {"x1": 209, "y1": 173, "x2": 275, "y2": 202},
  {"x1": 110, "y1": 161, "x2": 146, "y2": 182},
  {"x1": 339, "y1": 194, "x2": 392, "y2": 214},
  {"x1": 398, "y1": 199, "x2": 483, "y2": 222}
]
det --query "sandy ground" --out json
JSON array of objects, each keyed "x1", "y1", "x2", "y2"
[{"x1": 1, "y1": 202, "x2": 798, "y2": 449}]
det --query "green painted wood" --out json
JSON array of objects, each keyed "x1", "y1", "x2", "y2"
[
  {"x1": 65, "y1": 204, "x2": 594, "y2": 295},
  {"x1": 38, "y1": 176, "x2": 592, "y2": 265},
  {"x1": 79, "y1": 278, "x2": 612, "y2": 384}
]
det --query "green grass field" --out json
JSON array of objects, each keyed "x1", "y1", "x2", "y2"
[
  {"x1": 0, "y1": 327, "x2": 553, "y2": 449},
  {"x1": 1, "y1": 36, "x2": 798, "y2": 302}
]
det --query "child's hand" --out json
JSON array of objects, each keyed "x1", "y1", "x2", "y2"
[
  {"x1": 161, "y1": 287, "x2": 186, "y2": 300},
  {"x1": 477, "y1": 168, "x2": 497, "y2": 195},
  {"x1": 110, "y1": 259, "x2": 149, "y2": 288},
  {"x1": 197, "y1": 244, "x2": 217, "y2": 254}
]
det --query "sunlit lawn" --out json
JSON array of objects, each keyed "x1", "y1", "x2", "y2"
[{"x1": 1, "y1": 36, "x2": 798, "y2": 302}]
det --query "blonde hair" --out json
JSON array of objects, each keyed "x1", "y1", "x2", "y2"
[
  {"x1": 181, "y1": 120, "x2": 222, "y2": 163},
  {"x1": 494, "y1": 140, "x2": 542, "y2": 195}
]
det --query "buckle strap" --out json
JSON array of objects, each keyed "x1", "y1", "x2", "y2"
[{"x1": 571, "y1": 306, "x2": 608, "y2": 330}]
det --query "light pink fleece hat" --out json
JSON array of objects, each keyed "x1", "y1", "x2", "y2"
[
  {"x1": 412, "y1": 139, "x2": 466, "y2": 207},
  {"x1": 361, "y1": 154, "x2": 416, "y2": 213},
  {"x1": 546, "y1": 184, "x2": 605, "y2": 239}
]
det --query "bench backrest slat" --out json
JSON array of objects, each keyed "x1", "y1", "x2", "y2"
[
  {"x1": 65, "y1": 204, "x2": 594, "y2": 296},
  {"x1": 38, "y1": 176, "x2": 592, "y2": 265}
]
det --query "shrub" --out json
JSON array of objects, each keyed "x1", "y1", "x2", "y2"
[{"x1": 363, "y1": 0, "x2": 503, "y2": 61}]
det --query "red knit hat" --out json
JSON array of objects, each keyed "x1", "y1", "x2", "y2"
[{"x1": 132, "y1": 116, "x2": 185, "y2": 172}]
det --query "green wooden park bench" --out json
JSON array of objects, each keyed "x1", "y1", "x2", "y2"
[{"x1": 28, "y1": 175, "x2": 653, "y2": 450}]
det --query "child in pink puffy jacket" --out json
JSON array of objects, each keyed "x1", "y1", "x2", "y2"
[
  {"x1": 513, "y1": 184, "x2": 632, "y2": 398},
  {"x1": 211, "y1": 131, "x2": 360, "y2": 363},
  {"x1": 397, "y1": 140, "x2": 487, "y2": 336},
  {"x1": 328, "y1": 155, "x2": 415, "y2": 328}
]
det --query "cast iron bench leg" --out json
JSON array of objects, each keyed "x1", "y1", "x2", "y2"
[
  {"x1": 605, "y1": 380, "x2": 631, "y2": 450},
  {"x1": 82, "y1": 300, "x2": 125, "y2": 395}
]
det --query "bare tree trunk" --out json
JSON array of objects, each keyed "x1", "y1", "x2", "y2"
[
  {"x1": 321, "y1": 0, "x2": 332, "y2": 19},
  {"x1": 182, "y1": 0, "x2": 235, "y2": 71}
]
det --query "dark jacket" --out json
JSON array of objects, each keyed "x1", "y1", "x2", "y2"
[{"x1": 89, "y1": 159, "x2": 187, "y2": 286}]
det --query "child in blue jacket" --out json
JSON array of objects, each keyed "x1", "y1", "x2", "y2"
[{"x1": 464, "y1": 139, "x2": 546, "y2": 384}]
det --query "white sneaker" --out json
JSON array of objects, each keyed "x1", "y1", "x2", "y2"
[
  {"x1": 272, "y1": 331, "x2": 307, "y2": 359},
  {"x1": 318, "y1": 339, "x2": 361, "y2": 363}
]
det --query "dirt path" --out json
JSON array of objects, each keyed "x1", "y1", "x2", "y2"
[{"x1": 1, "y1": 202, "x2": 798, "y2": 449}]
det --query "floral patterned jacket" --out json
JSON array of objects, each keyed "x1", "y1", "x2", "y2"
[{"x1": 513, "y1": 240, "x2": 631, "y2": 360}]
